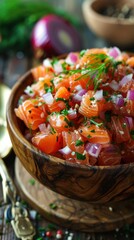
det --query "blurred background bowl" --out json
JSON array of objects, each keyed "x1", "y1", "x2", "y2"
[
  {"x1": 82, "y1": 0, "x2": 134, "y2": 48},
  {"x1": 6, "y1": 66, "x2": 134, "y2": 204}
]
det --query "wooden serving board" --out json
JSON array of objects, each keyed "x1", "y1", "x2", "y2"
[{"x1": 15, "y1": 158, "x2": 134, "y2": 232}]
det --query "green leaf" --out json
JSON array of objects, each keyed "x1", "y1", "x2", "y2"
[
  {"x1": 49, "y1": 203, "x2": 58, "y2": 210},
  {"x1": 75, "y1": 140, "x2": 84, "y2": 146},
  {"x1": 90, "y1": 119, "x2": 103, "y2": 127},
  {"x1": 75, "y1": 152, "x2": 86, "y2": 160},
  {"x1": 29, "y1": 178, "x2": 36, "y2": 186},
  {"x1": 80, "y1": 49, "x2": 86, "y2": 57}
]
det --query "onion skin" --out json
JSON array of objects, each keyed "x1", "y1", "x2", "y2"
[{"x1": 31, "y1": 14, "x2": 82, "y2": 58}]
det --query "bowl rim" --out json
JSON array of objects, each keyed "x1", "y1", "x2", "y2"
[
  {"x1": 7, "y1": 67, "x2": 134, "y2": 171},
  {"x1": 83, "y1": 0, "x2": 134, "y2": 26}
]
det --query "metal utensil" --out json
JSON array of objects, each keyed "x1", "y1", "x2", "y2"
[{"x1": 0, "y1": 83, "x2": 36, "y2": 239}]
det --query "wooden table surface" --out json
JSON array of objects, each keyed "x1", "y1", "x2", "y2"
[{"x1": 0, "y1": 20, "x2": 134, "y2": 240}]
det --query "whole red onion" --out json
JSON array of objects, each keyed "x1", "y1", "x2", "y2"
[{"x1": 31, "y1": 14, "x2": 82, "y2": 58}]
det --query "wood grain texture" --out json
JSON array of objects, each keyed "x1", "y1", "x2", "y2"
[
  {"x1": 6, "y1": 71, "x2": 134, "y2": 203},
  {"x1": 15, "y1": 158, "x2": 134, "y2": 232}
]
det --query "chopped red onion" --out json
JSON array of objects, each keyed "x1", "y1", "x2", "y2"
[
  {"x1": 66, "y1": 52, "x2": 78, "y2": 65},
  {"x1": 85, "y1": 142, "x2": 102, "y2": 158},
  {"x1": 59, "y1": 146, "x2": 72, "y2": 155},
  {"x1": 78, "y1": 89, "x2": 87, "y2": 96},
  {"x1": 111, "y1": 95, "x2": 117, "y2": 104},
  {"x1": 125, "y1": 117, "x2": 133, "y2": 130},
  {"x1": 127, "y1": 90, "x2": 134, "y2": 100},
  {"x1": 42, "y1": 92, "x2": 54, "y2": 104},
  {"x1": 54, "y1": 61, "x2": 63, "y2": 74},
  {"x1": 111, "y1": 94, "x2": 124, "y2": 107},
  {"x1": 24, "y1": 86, "x2": 35, "y2": 97},
  {"x1": 39, "y1": 123, "x2": 47, "y2": 132},
  {"x1": 68, "y1": 108, "x2": 77, "y2": 119},
  {"x1": 116, "y1": 95, "x2": 124, "y2": 107},
  {"x1": 119, "y1": 74, "x2": 133, "y2": 86},
  {"x1": 75, "y1": 85, "x2": 83, "y2": 91},
  {"x1": 73, "y1": 89, "x2": 87, "y2": 102},
  {"x1": 43, "y1": 58, "x2": 52, "y2": 67},
  {"x1": 73, "y1": 93, "x2": 82, "y2": 102},
  {"x1": 108, "y1": 47, "x2": 121, "y2": 59},
  {"x1": 94, "y1": 90, "x2": 103, "y2": 100},
  {"x1": 109, "y1": 80, "x2": 119, "y2": 91}
]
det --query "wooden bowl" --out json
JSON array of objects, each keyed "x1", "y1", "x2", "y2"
[
  {"x1": 7, "y1": 70, "x2": 134, "y2": 204},
  {"x1": 82, "y1": 0, "x2": 134, "y2": 47}
]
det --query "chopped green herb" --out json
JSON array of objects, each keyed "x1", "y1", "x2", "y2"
[
  {"x1": 75, "y1": 139, "x2": 84, "y2": 146},
  {"x1": 66, "y1": 53, "x2": 122, "y2": 90},
  {"x1": 38, "y1": 101, "x2": 45, "y2": 107},
  {"x1": 90, "y1": 129, "x2": 95, "y2": 133},
  {"x1": 51, "y1": 57, "x2": 58, "y2": 66},
  {"x1": 130, "y1": 130, "x2": 134, "y2": 139},
  {"x1": 75, "y1": 152, "x2": 86, "y2": 160},
  {"x1": 62, "y1": 61, "x2": 68, "y2": 70},
  {"x1": 103, "y1": 90, "x2": 109, "y2": 96},
  {"x1": 64, "y1": 117, "x2": 74, "y2": 127},
  {"x1": 49, "y1": 203, "x2": 58, "y2": 210},
  {"x1": 50, "y1": 127, "x2": 56, "y2": 134},
  {"x1": 29, "y1": 178, "x2": 36, "y2": 186},
  {"x1": 80, "y1": 49, "x2": 87, "y2": 57},
  {"x1": 44, "y1": 83, "x2": 54, "y2": 93},
  {"x1": 61, "y1": 109, "x2": 69, "y2": 115},
  {"x1": 90, "y1": 119, "x2": 103, "y2": 127},
  {"x1": 90, "y1": 97, "x2": 95, "y2": 101}
]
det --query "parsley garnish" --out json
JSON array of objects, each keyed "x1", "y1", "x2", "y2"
[
  {"x1": 29, "y1": 178, "x2": 36, "y2": 186},
  {"x1": 130, "y1": 130, "x2": 134, "y2": 139},
  {"x1": 49, "y1": 203, "x2": 58, "y2": 210},
  {"x1": 44, "y1": 83, "x2": 54, "y2": 93},
  {"x1": 80, "y1": 49, "x2": 87, "y2": 57},
  {"x1": 75, "y1": 152, "x2": 86, "y2": 160},
  {"x1": 75, "y1": 140, "x2": 84, "y2": 146},
  {"x1": 90, "y1": 119, "x2": 103, "y2": 127},
  {"x1": 51, "y1": 57, "x2": 58, "y2": 66},
  {"x1": 64, "y1": 117, "x2": 74, "y2": 127},
  {"x1": 50, "y1": 127, "x2": 56, "y2": 134},
  {"x1": 103, "y1": 90, "x2": 109, "y2": 96},
  {"x1": 61, "y1": 109, "x2": 68, "y2": 115},
  {"x1": 90, "y1": 97, "x2": 95, "y2": 101},
  {"x1": 62, "y1": 53, "x2": 122, "y2": 90},
  {"x1": 62, "y1": 62, "x2": 68, "y2": 71},
  {"x1": 90, "y1": 129, "x2": 95, "y2": 133}
]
